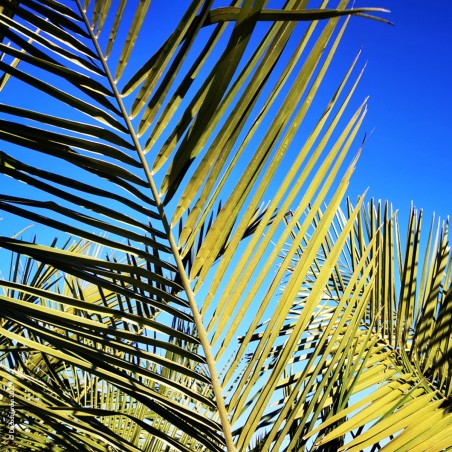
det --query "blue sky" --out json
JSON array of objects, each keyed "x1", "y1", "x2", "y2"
[
  {"x1": 1, "y1": 0, "x2": 450, "y2": 241},
  {"x1": 344, "y1": 1, "x2": 452, "y2": 223},
  {"x1": 147, "y1": 0, "x2": 452, "y2": 232}
]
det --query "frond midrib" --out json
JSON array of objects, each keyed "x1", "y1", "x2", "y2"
[{"x1": 74, "y1": 0, "x2": 234, "y2": 449}]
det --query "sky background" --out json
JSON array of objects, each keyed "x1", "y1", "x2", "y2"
[
  {"x1": 343, "y1": 0, "x2": 452, "y2": 224},
  {"x1": 141, "y1": 0, "x2": 452, "y2": 234},
  {"x1": 144, "y1": 0, "x2": 452, "y2": 235},
  {"x1": 1, "y1": 0, "x2": 451, "y2": 240}
]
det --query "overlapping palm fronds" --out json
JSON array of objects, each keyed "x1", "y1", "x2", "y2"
[
  {"x1": 2, "y1": 1, "x2": 446, "y2": 451},
  {"x1": 259, "y1": 202, "x2": 451, "y2": 451}
]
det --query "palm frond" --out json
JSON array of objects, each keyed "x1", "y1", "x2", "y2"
[
  {"x1": 305, "y1": 203, "x2": 452, "y2": 450},
  {"x1": 0, "y1": 1, "x2": 403, "y2": 450}
]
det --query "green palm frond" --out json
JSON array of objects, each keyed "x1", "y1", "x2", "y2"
[
  {"x1": 6, "y1": 1, "x2": 446, "y2": 451},
  {"x1": 303, "y1": 202, "x2": 452, "y2": 451}
]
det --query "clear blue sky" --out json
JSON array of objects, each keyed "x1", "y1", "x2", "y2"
[
  {"x1": 1, "y1": 1, "x2": 451, "y2": 239},
  {"x1": 344, "y1": 0, "x2": 452, "y2": 223},
  {"x1": 105, "y1": 0, "x2": 452, "y2": 229}
]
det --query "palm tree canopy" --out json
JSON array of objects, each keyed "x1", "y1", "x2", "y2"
[{"x1": 0, "y1": 1, "x2": 450, "y2": 451}]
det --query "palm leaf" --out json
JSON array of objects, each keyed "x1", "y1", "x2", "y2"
[
  {"x1": 305, "y1": 204, "x2": 452, "y2": 450},
  {"x1": 0, "y1": 1, "x2": 399, "y2": 450}
]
